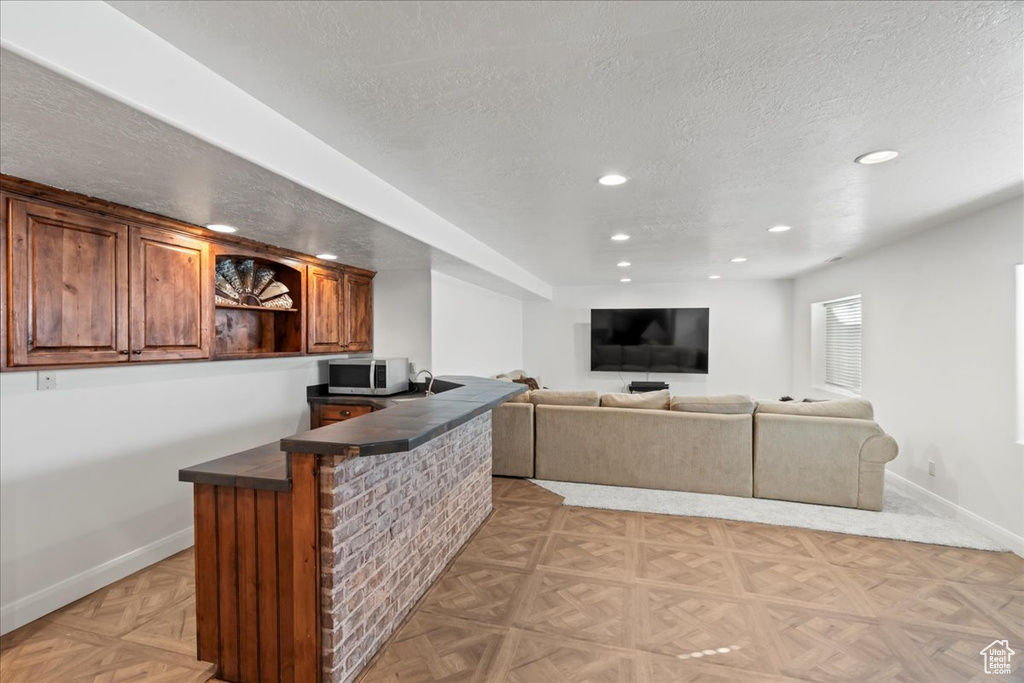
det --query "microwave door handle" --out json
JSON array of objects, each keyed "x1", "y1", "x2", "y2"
[{"x1": 369, "y1": 360, "x2": 376, "y2": 390}]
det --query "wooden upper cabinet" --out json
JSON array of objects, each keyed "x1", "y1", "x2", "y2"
[
  {"x1": 2, "y1": 177, "x2": 377, "y2": 369},
  {"x1": 344, "y1": 273, "x2": 373, "y2": 352},
  {"x1": 306, "y1": 268, "x2": 374, "y2": 354},
  {"x1": 130, "y1": 226, "x2": 212, "y2": 361},
  {"x1": 7, "y1": 198, "x2": 129, "y2": 366},
  {"x1": 306, "y1": 266, "x2": 346, "y2": 353}
]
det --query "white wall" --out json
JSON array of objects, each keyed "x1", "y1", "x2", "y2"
[
  {"x1": 0, "y1": 356, "x2": 337, "y2": 634},
  {"x1": 523, "y1": 280, "x2": 793, "y2": 398},
  {"x1": 373, "y1": 269, "x2": 432, "y2": 373},
  {"x1": 430, "y1": 271, "x2": 524, "y2": 376},
  {"x1": 792, "y1": 197, "x2": 1024, "y2": 541}
]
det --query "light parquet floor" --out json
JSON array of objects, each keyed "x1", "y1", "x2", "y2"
[
  {"x1": 0, "y1": 551, "x2": 214, "y2": 682},
  {"x1": 2, "y1": 477, "x2": 1021, "y2": 682},
  {"x1": 355, "y1": 478, "x2": 1023, "y2": 683}
]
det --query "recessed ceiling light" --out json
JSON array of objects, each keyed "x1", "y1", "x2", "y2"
[
  {"x1": 730, "y1": 257, "x2": 747, "y2": 263},
  {"x1": 708, "y1": 275, "x2": 721, "y2": 280},
  {"x1": 767, "y1": 225, "x2": 792, "y2": 233},
  {"x1": 316, "y1": 253, "x2": 338, "y2": 260},
  {"x1": 206, "y1": 224, "x2": 237, "y2": 234},
  {"x1": 611, "y1": 233, "x2": 630, "y2": 241},
  {"x1": 598, "y1": 174, "x2": 629, "y2": 186},
  {"x1": 854, "y1": 150, "x2": 899, "y2": 165},
  {"x1": 617, "y1": 261, "x2": 631, "y2": 267},
  {"x1": 620, "y1": 277, "x2": 632, "y2": 283}
]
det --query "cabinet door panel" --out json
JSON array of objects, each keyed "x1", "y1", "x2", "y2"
[
  {"x1": 8, "y1": 199, "x2": 128, "y2": 366},
  {"x1": 306, "y1": 266, "x2": 345, "y2": 353},
  {"x1": 344, "y1": 274, "x2": 373, "y2": 352},
  {"x1": 130, "y1": 226, "x2": 211, "y2": 361}
]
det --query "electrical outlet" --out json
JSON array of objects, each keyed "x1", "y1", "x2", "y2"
[
  {"x1": 409, "y1": 361, "x2": 417, "y2": 375},
  {"x1": 928, "y1": 460, "x2": 936, "y2": 476},
  {"x1": 37, "y1": 371, "x2": 57, "y2": 391}
]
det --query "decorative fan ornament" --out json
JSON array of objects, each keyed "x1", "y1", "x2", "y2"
[{"x1": 215, "y1": 258, "x2": 293, "y2": 309}]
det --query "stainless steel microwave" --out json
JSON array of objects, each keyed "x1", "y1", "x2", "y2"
[{"x1": 328, "y1": 358, "x2": 409, "y2": 395}]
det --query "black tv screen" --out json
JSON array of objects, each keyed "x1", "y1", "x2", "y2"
[{"x1": 590, "y1": 308, "x2": 709, "y2": 373}]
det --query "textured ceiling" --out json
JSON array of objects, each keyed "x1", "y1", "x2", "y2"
[
  {"x1": 106, "y1": 0, "x2": 1023, "y2": 285},
  {"x1": 0, "y1": 49, "x2": 535, "y2": 295}
]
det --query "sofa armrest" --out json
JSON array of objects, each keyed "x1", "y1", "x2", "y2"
[
  {"x1": 857, "y1": 433, "x2": 899, "y2": 510},
  {"x1": 492, "y1": 402, "x2": 535, "y2": 477},
  {"x1": 860, "y1": 433, "x2": 898, "y2": 464},
  {"x1": 754, "y1": 413, "x2": 885, "y2": 508}
]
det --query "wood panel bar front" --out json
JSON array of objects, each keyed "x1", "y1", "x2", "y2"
[
  {"x1": 216, "y1": 487, "x2": 240, "y2": 681},
  {"x1": 256, "y1": 489, "x2": 281, "y2": 683},
  {"x1": 191, "y1": 474, "x2": 319, "y2": 682},
  {"x1": 236, "y1": 488, "x2": 260, "y2": 682},
  {"x1": 289, "y1": 454, "x2": 321, "y2": 683},
  {"x1": 193, "y1": 484, "x2": 219, "y2": 664}
]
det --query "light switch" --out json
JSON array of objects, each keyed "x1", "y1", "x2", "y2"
[{"x1": 37, "y1": 371, "x2": 57, "y2": 391}]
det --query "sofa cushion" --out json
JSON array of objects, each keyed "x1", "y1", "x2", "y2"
[
  {"x1": 755, "y1": 399, "x2": 873, "y2": 420},
  {"x1": 600, "y1": 389, "x2": 670, "y2": 410},
  {"x1": 529, "y1": 390, "x2": 600, "y2": 407},
  {"x1": 670, "y1": 394, "x2": 755, "y2": 415},
  {"x1": 507, "y1": 390, "x2": 531, "y2": 403}
]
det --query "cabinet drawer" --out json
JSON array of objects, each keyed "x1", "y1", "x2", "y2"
[{"x1": 320, "y1": 404, "x2": 372, "y2": 422}]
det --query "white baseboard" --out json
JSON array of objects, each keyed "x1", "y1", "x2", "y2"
[
  {"x1": 0, "y1": 526, "x2": 194, "y2": 636},
  {"x1": 886, "y1": 472, "x2": 1024, "y2": 558}
]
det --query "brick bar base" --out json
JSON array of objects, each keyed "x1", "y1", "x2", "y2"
[{"x1": 318, "y1": 412, "x2": 493, "y2": 683}]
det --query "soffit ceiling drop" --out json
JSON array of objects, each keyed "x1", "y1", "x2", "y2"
[
  {"x1": 0, "y1": 49, "x2": 537, "y2": 298},
  {"x1": 108, "y1": 0, "x2": 1023, "y2": 285}
]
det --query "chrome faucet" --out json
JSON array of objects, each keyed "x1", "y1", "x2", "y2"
[{"x1": 413, "y1": 370, "x2": 435, "y2": 396}]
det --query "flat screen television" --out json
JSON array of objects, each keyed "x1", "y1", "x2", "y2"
[{"x1": 590, "y1": 308, "x2": 709, "y2": 373}]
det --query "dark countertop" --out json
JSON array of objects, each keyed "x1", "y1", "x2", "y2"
[
  {"x1": 179, "y1": 442, "x2": 290, "y2": 491},
  {"x1": 305, "y1": 384, "x2": 431, "y2": 408},
  {"x1": 282, "y1": 376, "x2": 525, "y2": 457},
  {"x1": 179, "y1": 376, "x2": 525, "y2": 489}
]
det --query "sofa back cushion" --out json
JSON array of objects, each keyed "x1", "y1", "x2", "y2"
[
  {"x1": 507, "y1": 390, "x2": 531, "y2": 403},
  {"x1": 529, "y1": 390, "x2": 600, "y2": 407},
  {"x1": 670, "y1": 395, "x2": 755, "y2": 415},
  {"x1": 755, "y1": 399, "x2": 873, "y2": 420},
  {"x1": 534, "y1": 405, "x2": 753, "y2": 497},
  {"x1": 600, "y1": 389, "x2": 670, "y2": 410}
]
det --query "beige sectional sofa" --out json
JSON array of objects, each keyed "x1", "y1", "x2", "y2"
[
  {"x1": 491, "y1": 389, "x2": 898, "y2": 510},
  {"x1": 753, "y1": 400, "x2": 899, "y2": 510}
]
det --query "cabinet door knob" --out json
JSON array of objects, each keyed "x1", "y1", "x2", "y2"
[
  {"x1": 132, "y1": 350, "x2": 142, "y2": 355},
  {"x1": 119, "y1": 350, "x2": 129, "y2": 355},
  {"x1": 341, "y1": 411, "x2": 350, "y2": 416}
]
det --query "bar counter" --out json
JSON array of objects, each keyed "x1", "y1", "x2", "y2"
[{"x1": 179, "y1": 376, "x2": 524, "y2": 683}]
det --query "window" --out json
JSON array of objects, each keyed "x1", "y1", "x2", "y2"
[{"x1": 823, "y1": 296, "x2": 862, "y2": 393}]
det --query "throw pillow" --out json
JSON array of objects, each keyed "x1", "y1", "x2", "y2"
[
  {"x1": 755, "y1": 399, "x2": 873, "y2": 420},
  {"x1": 512, "y1": 376, "x2": 540, "y2": 391},
  {"x1": 670, "y1": 395, "x2": 756, "y2": 415},
  {"x1": 600, "y1": 389, "x2": 670, "y2": 410},
  {"x1": 529, "y1": 390, "x2": 601, "y2": 407}
]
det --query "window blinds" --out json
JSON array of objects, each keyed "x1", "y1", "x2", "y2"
[{"x1": 824, "y1": 296, "x2": 862, "y2": 393}]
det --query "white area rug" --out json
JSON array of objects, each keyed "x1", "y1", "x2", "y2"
[{"x1": 530, "y1": 479, "x2": 1007, "y2": 551}]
